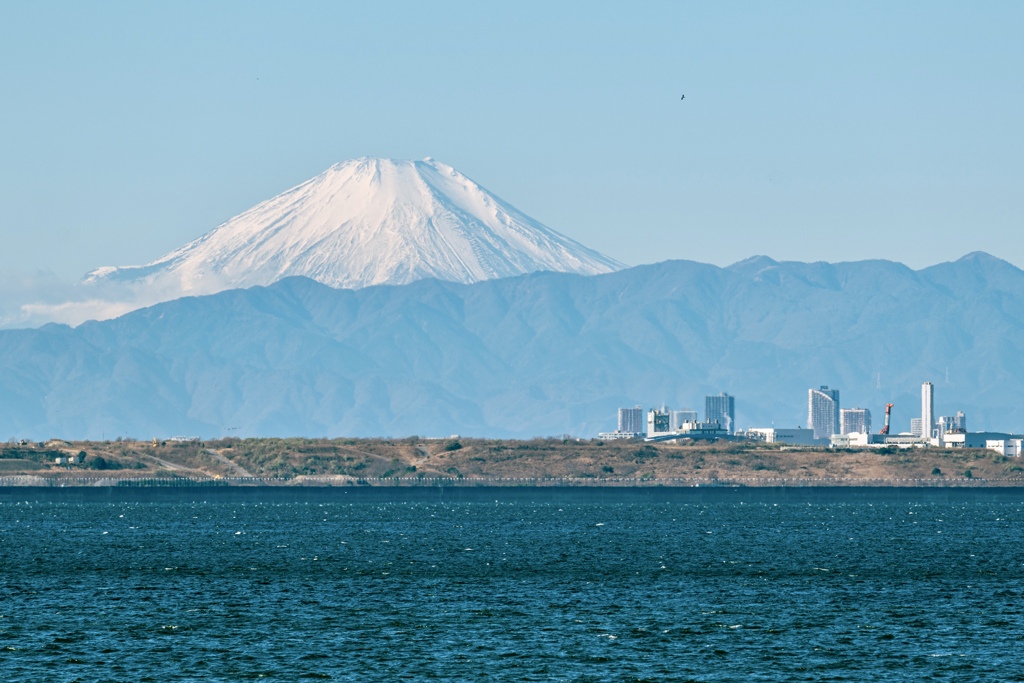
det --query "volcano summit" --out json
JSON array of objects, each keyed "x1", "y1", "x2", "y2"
[{"x1": 87, "y1": 158, "x2": 623, "y2": 297}]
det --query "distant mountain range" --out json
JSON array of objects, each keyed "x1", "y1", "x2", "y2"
[
  {"x1": 2, "y1": 252, "x2": 1022, "y2": 440},
  {"x1": 86, "y1": 157, "x2": 623, "y2": 298}
]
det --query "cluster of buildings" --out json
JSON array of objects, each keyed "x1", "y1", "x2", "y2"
[
  {"x1": 825, "y1": 382, "x2": 1021, "y2": 455},
  {"x1": 600, "y1": 392, "x2": 736, "y2": 442},
  {"x1": 601, "y1": 383, "x2": 1022, "y2": 456}
]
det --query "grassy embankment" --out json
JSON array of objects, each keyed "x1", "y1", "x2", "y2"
[{"x1": 2, "y1": 437, "x2": 1023, "y2": 485}]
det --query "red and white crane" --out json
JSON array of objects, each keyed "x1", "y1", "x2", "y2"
[{"x1": 879, "y1": 403, "x2": 894, "y2": 435}]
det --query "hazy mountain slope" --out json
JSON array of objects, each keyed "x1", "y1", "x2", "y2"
[
  {"x1": 86, "y1": 158, "x2": 623, "y2": 297},
  {"x1": 3, "y1": 254, "x2": 1022, "y2": 440}
]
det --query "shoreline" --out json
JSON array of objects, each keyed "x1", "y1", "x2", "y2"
[
  {"x1": 3, "y1": 484, "x2": 1023, "y2": 504},
  {"x1": 2, "y1": 474, "x2": 1023, "y2": 488}
]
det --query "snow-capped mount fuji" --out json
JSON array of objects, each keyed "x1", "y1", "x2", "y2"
[{"x1": 87, "y1": 158, "x2": 624, "y2": 297}]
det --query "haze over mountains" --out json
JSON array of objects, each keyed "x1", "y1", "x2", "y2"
[
  {"x1": 2, "y1": 252, "x2": 1021, "y2": 440},
  {"x1": 3, "y1": 158, "x2": 1020, "y2": 439}
]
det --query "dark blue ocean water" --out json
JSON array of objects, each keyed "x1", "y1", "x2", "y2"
[{"x1": 1, "y1": 487, "x2": 1023, "y2": 682}]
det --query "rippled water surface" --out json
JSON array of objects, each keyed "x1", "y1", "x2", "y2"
[{"x1": 1, "y1": 487, "x2": 1023, "y2": 681}]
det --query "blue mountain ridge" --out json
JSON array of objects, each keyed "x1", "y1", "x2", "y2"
[{"x1": 1, "y1": 253, "x2": 1021, "y2": 440}]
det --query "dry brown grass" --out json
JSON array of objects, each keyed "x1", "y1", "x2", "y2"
[{"x1": 2, "y1": 437, "x2": 1021, "y2": 485}]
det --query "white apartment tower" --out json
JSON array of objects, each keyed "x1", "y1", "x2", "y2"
[
  {"x1": 840, "y1": 407, "x2": 872, "y2": 435},
  {"x1": 922, "y1": 382, "x2": 935, "y2": 441},
  {"x1": 618, "y1": 405, "x2": 644, "y2": 435},
  {"x1": 808, "y1": 386, "x2": 840, "y2": 440},
  {"x1": 705, "y1": 393, "x2": 735, "y2": 434}
]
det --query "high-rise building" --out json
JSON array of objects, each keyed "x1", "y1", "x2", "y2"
[
  {"x1": 808, "y1": 386, "x2": 840, "y2": 440},
  {"x1": 840, "y1": 407, "x2": 872, "y2": 435},
  {"x1": 617, "y1": 405, "x2": 644, "y2": 435},
  {"x1": 921, "y1": 382, "x2": 935, "y2": 440},
  {"x1": 938, "y1": 411, "x2": 967, "y2": 435},
  {"x1": 705, "y1": 393, "x2": 735, "y2": 434},
  {"x1": 671, "y1": 410, "x2": 698, "y2": 431},
  {"x1": 910, "y1": 417, "x2": 923, "y2": 437}
]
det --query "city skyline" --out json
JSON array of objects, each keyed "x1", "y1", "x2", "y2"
[{"x1": 612, "y1": 378, "x2": 985, "y2": 442}]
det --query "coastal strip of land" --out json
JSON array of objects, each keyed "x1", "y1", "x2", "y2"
[{"x1": 1, "y1": 437, "x2": 1022, "y2": 487}]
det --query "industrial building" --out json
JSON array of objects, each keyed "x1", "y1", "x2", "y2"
[
  {"x1": 830, "y1": 432, "x2": 931, "y2": 449},
  {"x1": 645, "y1": 415, "x2": 728, "y2": 442},
  {"x1": 671, "y1": 410, "x2": 698, "y2": 431},
  {"x1": 746, "y1": 427, "x2": 817, "y2": 446},
  {"x1": 647, "y1": 409, "x2": 670, "y2": 436},
  {"x1": 986, "y1": 439, "x2": 1024, "y2": 457},
  {"x1": 941, "y1": 431, "x2": 1021, "y2": 449}
]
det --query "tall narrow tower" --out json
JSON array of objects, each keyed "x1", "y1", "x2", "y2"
[{"x1": 921, "y1": 382, "x2": 934, "y2": 440}]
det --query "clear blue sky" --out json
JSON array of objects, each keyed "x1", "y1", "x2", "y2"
[{"x1": 1, "y1": 1, "x2": 1022, "y2": 284}]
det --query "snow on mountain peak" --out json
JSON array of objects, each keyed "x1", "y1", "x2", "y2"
[{"x1": 87, "y1": 157, "x2": 624, "y2": 298}]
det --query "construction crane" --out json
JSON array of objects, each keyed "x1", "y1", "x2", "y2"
[{"x1": 879, "y1": 403, "x2": 894, "y2": 435}]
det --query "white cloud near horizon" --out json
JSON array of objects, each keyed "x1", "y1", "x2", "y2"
[{"x1": 0, "y1": 271, "x2": 198, "y2": 329}]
